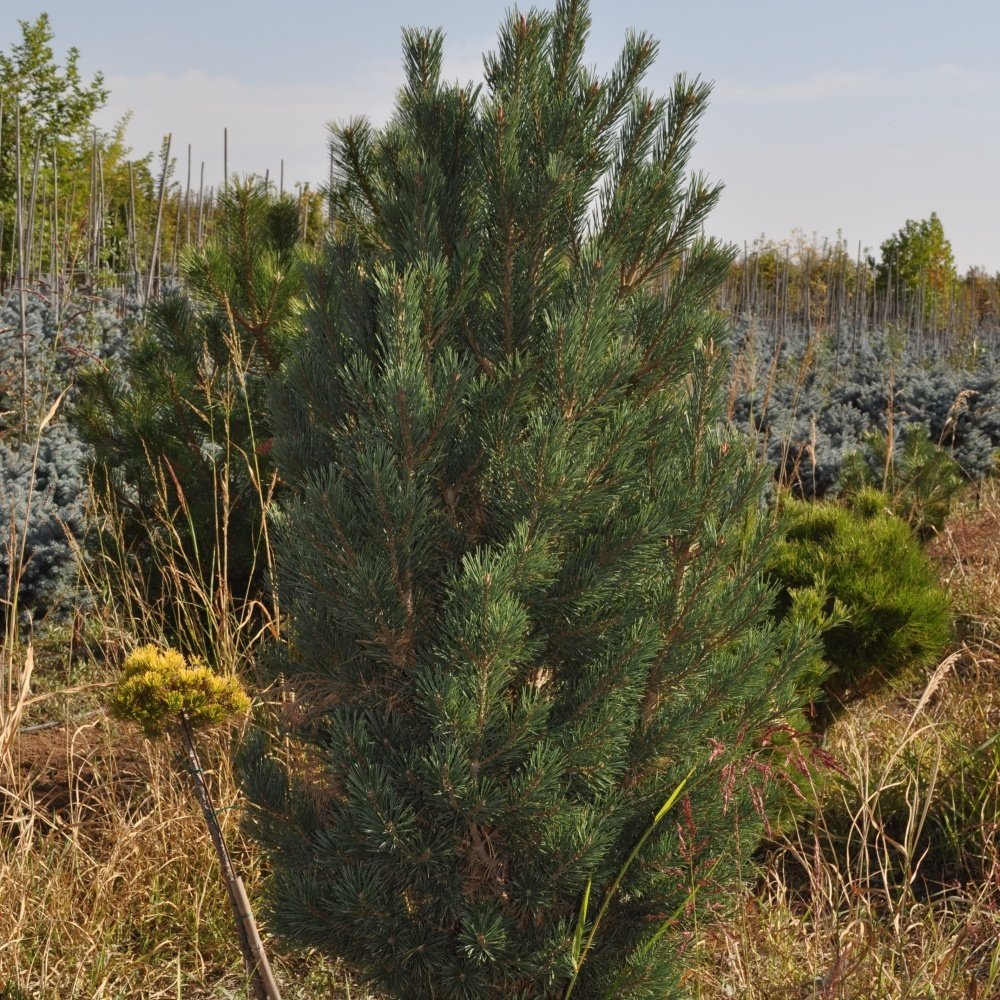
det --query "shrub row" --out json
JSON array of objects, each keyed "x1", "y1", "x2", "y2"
[{"x1": 728, "y1": 323, "x2": 1000, "y2": 497}]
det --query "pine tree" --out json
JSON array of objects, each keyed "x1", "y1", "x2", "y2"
[
  {"x1": 73, "y1": 179, "x2": 305, "y2": 653},
  {"x1": 240, "y1": 4, "x2": 815, "y2": 996}
]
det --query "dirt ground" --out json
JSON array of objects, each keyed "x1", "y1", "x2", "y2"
[{"x1": 3, "y1": 717, "x2": 154, "y2": 835}]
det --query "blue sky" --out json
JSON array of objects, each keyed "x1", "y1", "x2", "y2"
[{"x1": 4, "y1": 0, "x2": 998, "y2": 271}]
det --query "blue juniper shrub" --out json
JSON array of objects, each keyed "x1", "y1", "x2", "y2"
[{"x1": 1, "y1": 424, "x2": 88, "y2": 616}]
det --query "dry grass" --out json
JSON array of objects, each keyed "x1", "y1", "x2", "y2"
[
  {"x1": 692, "y1": 659, "x2": 1000, "y2": 998},
  {"x1": 929, "y1": 477, "x2": 1000, "y2": 641},
  {"x1": 0, "y1": 694, "x2": 372, "y2": 998},
  {"x1": 7, "y1": 469, "x2": 1000, "y2": 997},
  {"x1": 2, "y1": 720, "x2": 241, "y2": 997},
  {"x1": 691, "y1": 481, "x2": 1000, "y2": 1000}
]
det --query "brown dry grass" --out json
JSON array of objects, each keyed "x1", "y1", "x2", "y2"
[
  {"x1": 691, "y1": 653, "x2": 1000, "y2": 999},
  {"x1": 0, "y1": 702, "x2": 370, "y2": 998},
  {"x1": 2, "y1": 713, "x2": 244, "y2": 996},
  {"x1": 928, "y1": 477, "x2": 1000, "y2": 641},
  {"x1": 690, "y1": 480, "x2": 1000, "y2": 1000}
]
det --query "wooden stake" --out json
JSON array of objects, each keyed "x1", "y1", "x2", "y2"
[
  {"x1": 146, "y1": 133, "x2": 172, "y2": 304},
  {"x1": 51, "y1": 143, "x2": 59, "y2": 322},
  {"x1": 186, "y1": 143, "x2": 192, "y2": 247},
  {"x1": 127, "y1": 160, "x2": 140, "y2": 292},
  {"x1": 178, "y1": 712, "x2": 282, "y2": 1000},
  {"x1": 96, "y1": 138, "x2": 107, "y2": 275},
  {"x1": 171, "y1": 178, "x2": 183, "y2": 275},
  {"x1": 197, "y1": 161, "x2": 205, "y2": 244},
  {"x1": 24, "y1": 136, "x2": 42, "y2": 286},
  {"x1": 15, "y1": 103, "x2": 29, "y2": 430}
]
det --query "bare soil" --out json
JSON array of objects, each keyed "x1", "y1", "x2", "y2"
[{"x1": 3, "y1": 717, "x2": 154, "y2": 835}]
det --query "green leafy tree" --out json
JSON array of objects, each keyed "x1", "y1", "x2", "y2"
[
  {"x1": 0, "y1": 15, "x2": 107, "y2": 263},
  {"x1": 239, "y1": 4, "x2": 815, "y2": 997},
  {"x1": 0, "y1": 14, "x2": 162, "y2": 287},
  {"x1": 73, "y1": 179, "x2": 306, "y2": 657},
  {"x1": 877, "y1": 212, "x2": 957, "y2": 326},
  {"x1": 0, "y1": 14, "x2": 106, "y2": 141}
]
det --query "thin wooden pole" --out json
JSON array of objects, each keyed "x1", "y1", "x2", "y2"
[
  {"x1": 24, "y1": 136, "x2": 42, "y2": 286},
  {"x1": 51, "y1": 143, "x2": 59, "y2": 321},
  {"x1": 127, "y1": 160, "x2": 140, "y2": 292},
  {"x1": 171, "y1": 181, "x2": 183, "y2": 275},
  {"x1": 185, "y1": 143, "x2": 192, "y2": 247},
  {"x1": 96, "y1": 138, "x2": 107, "y2": 275},
  {"x1": 328, "y1": 144, "x2": 334, "y2": 225},
  {"x1": 146, "y1": 133, "x2": 172, "y2": 304},
  {"x1": 197, "y1": 161, "x2": 205, "y2": 244},
  {"x1": 178, "y1": 713, "x2": 282, "y2": 1000},
  {"x1": 300, "y1": 182, "x2": 309, "y2": 242},
  {"x1": 87, "y1": 129, "x2": 97, "y2": 276},
  {"x1": 55, "y1": 124, "x2": 75, "y2": 283},
  {"x1": 15, "y1": 103, "x2": 29, "y2": 430}
]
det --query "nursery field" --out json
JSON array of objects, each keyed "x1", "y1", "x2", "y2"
[
  {"x1": 4, "y1": 4, "x2": 1000, "y2": 999},
  {"x1": 4, "y1": 264, "x2": 1000, "y2": 997}
]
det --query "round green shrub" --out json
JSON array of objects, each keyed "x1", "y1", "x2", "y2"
[{"x1": 768, "y1": 489, "x2": 953, "y2": 713}]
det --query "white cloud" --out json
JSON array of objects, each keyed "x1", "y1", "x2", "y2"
[
  {"x1": 930, "y1": 63, "x2": 996, "y2": 91},
  {"x1": 93, "y1": 50, "x2": 487, "y2": 191},
  {"x1": 717, "y1": 69, "x2": 878, "y2": 102}
]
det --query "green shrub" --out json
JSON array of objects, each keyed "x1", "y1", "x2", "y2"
[
  {"x1": 768, "y1": 490, "x2": 952, "y2": 713},
  {"x1": 840, "y1": 423, "x2": 965, "y2": 538},
  {"x1": 73, "y1": 179, "x2": 307, "y2": 655}
]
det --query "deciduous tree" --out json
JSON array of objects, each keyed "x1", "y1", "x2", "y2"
[{"x1": 877, "y1": 212, "x2": 957, "y2": 326}]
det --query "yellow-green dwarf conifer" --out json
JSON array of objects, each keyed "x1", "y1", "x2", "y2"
[
  {"x1": 110, "y1": 644, "x2": 250, "y2": 737},
  {"x1": 109, "y1": 646, "x2": 280, "y2": 999}
]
